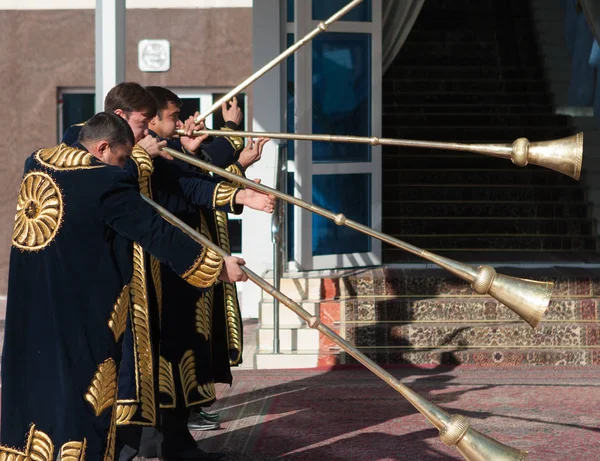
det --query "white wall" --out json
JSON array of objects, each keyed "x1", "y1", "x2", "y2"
[{"x1": 241, "y1": 0, "x2": 282, "y2": 318}]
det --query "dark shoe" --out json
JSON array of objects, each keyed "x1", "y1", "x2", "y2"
[
  {"x1": 161, "y1": 450, "x2": 226, "y2": 461},
  {"x1": 187, "y1": 413, "x2": 221, "y2": 431},
  {"x1": 199, "y1": 410, "x2": 220, "y2": 422},
  {"x1": 162, "y1": 447, "x2": 226, "y2": 460}
]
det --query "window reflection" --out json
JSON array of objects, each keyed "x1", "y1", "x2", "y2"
[
  {"x1": 312, "y1": 33, "x2": 371, "y2": 163},
  {"x1": 312, "y1": 173, "x2": 371, "y2": 255}
]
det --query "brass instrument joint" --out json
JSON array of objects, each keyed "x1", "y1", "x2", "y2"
[
  {"x1": 307, "y1": 316, "x2": 321, "y2": 328},
  {"x1": 511, "y1": 138, "x2": 530, "y2": 167},
  {"x1": 472, "y1": 265, "x2": 496, "y2": 295},
  {"x1": 370, "y1": 137, "x2": 380, "y2": 146},
  {"x1": 439, "y1": 414, "x2": 470, "y2": 447},
  {"x1": 318, "y1": 22, "x2": 327, "y2": 31},
  {"x1": 334, "y1": 214, "x2": 347, "y2": 225}
]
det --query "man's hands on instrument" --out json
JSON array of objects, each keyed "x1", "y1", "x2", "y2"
[
  {"x1": 179, "y1": 114, "x2": 210, "y2": 154},
  {"x1": 138, "y1": 135, "x2": 170, "y2": 160},
  {"x1": 238, "y1": 138, "x2": 270, "y2": 169},
  {"x1": 222, "y1": 96, "x2": 243, "y2": 126},
  {"x1": 234, "y1": 179, "x2": 275, "y2": 214},
  {"x1": 219, "y1": 256, "x2": 249, "y2": 283}
]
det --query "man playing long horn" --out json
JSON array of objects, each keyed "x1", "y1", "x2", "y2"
[
  {"x1": 131, "y1": 86, "x2": 268, "y2": 461},
  {"x1": 61, "y1": 83, "x2": 272, "y2": 461},
  {"x1": 0, "y1": 111, "x2": 250, "y2": 461}
]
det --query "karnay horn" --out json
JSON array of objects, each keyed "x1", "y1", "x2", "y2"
[
  {"x1": 161, "y1": 146, "x2": 553, "y2": 329},
  {"x1": 174, "y1": 129, "x2": 583, "y2": 180},
  {"x1": 141, "y1": 194, "x2": 530, "y2": 461},
  {"x1": 193, "y1": 0, "x2": 364, "y2": 123}
]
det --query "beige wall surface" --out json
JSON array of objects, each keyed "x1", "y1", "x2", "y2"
[{"x1": 0, "y1": 7, "x2": 252, "y2": 294}]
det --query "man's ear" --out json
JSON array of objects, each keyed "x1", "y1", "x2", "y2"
[
  {"x1": 114, "y1": 109, "x2": 126, "y2": 120},
  {"x1": 96, "y1": 140, "x2": 110, "y2": 156},
  {"x1": 149, "y1": 115, "x2": 160, "y2": 128}
]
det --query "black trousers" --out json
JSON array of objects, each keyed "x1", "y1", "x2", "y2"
[{"x1": 116, "y1": 406, "x2": 197, "y2": 460}]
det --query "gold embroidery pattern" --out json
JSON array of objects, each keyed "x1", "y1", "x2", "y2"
[
  {"x1": 179, "y1": 350, "x2": 198, "y2": 407},
  {"x1": 179, "y1": 351, "x2": 215, "y2": 407},
  {"x1": 115, "y1": 404, "x2": 138, "y2": 425},
  {"x1": 108, "y1": 285, "x2": 129, "y2": 342},
  {"x1": 35, "y1": 144, "x2": 103, "y2": 171},
  {"x1": 195, "y1": 288, "x2": 213, "y2": 340},
  {"x1": 131, "y1": 145, "x2": 163, "y2": 321},
  {"x1": 116, "y1": 243, "x2": 156, "y2": 426},
  {"x1": 103, "y1": 406, "x2": 117, "y2": 461},
  {"x1": 151, "y1": 256, "x2": 162, "y2": 316},
  {"x1": 212, "y1": 181, "x2": 238, "y2": 211},
  {"x1": 225, "y1": 163, "x2": 244, "y2": 188},
  {"x1": 224, "y1": 282, "x2": 242, "y2": 365},
  {"x1": 12, "y1": 172, "x2": 63, "y2": 252},
  {"x1": 85, "y1": 358, "x2": 117, "y2": 417},
  {"x1": 183, "y1": 248, "x2": 223, "y2": 289},
  {"x1": 0, "y1": 425, "x2": 54, "y2": 461},
  {"x1": 59, "y1": 439, "x2": 87, "y2": 461},
  {"x1": 197, "y1": 382, "x2": 216, "y2": 402},
  {"x1": 215, "y1": 210, "x2": 243, "y2": 365},
  {"x1": 158, "y1": 356, "x2": 176, "y2": 409},
  {"x1": 130, "y1": 146, "x2": 154, "y2": 197},
  {"x1": 220, "y1": 126, "x2": 244, "y2": 152}
]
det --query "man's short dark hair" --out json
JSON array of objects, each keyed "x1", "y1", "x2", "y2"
[
  {"x1": 78, "y1": 112, "x2": 135, "y2": 148},
  {"x1": 104, "y1": 82, "x2": 157, "y2": 119},
  {"x1": 145, "y1": 86, "x2": 182, "y2": 119}
]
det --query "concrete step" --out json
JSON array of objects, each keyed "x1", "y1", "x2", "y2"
[
  {"x1": 259, "y1": 300, "x2": 318, "y2": 328},
  {"x1": 260, "y1": 277, "x2": 322, "y2": 302},
  {"x1": 381, "y1": 154, "x2": 564, "y2": 169},
  {"x1": 380, "y1": 126, "x2": 572, "y2": 142},
  {"x1": 344, "y1": 297, "x2": 600, "y2": 323},
  {"x1": 382, "y1": 235, "x2": 596, "y2": 251},
  {"x1": 344, "y1": 323, "x2": 600, "y2": 349},
  {"x1": 382, "y1": 104, "x2": 556, "y2": 115},
  {"x1": 254, "y1": 351, "x2": 320, "y2": 369},
  {"x1": 383, "y1": 184, "x2": 585, "y2": 202},
  {"x1": 382, "y1": 217, "x2": 595, "y2": 236},
  {"x1": 257, "y1": 326, "x2": 320, "y2": 352},
  {"x1": 383, "y1": 80, "x2": 554, "y2": 95},
  {"x1": 381, "y1": 92, "x2": 554, "y2": 106},
  {"x1": 383, "y1": 169, "x2": 578, "y2": 186},
  {"x1": 382, "y1": 201, "x2": 591, "y2": 219}
]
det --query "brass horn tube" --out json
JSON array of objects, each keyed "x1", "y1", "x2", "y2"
[
  {"x1": 162, "y1": 147, "x2": 553, "y2": 328},
  {"x1": 175, "y1": 129, "x2": 583, "y2": 180},
  {"x1": 193, "y1": 0, "x2": 364, "y2": 123},
  {"x1": 141, "y1": 193, "x2": 529, "y2": 461}
]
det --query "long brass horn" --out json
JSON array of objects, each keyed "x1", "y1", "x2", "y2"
[
  {"x1": 141, "y1": 194, "x2": 530, "y2": 461},
  {"x1": 193, "y1": 0, "x2": 364, "y2": 123},
  {"x1": 162, "y1": 146, "x2": 553, "y2": 328},
  {"x1": 175, "y1": 128, "x2": 583, "y2": 180}
]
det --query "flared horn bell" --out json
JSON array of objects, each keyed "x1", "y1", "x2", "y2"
[
  {"x1": 512, "y1": 132, "x2": 583, "y2": 180},
  {"x1": 471, "y1": 265, "x2": 553, "y2": 328}
]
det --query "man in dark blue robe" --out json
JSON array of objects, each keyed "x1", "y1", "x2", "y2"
[
  {"x1": 62, "y1": 83, "x2": 273, "y2": 461},
  {"x1": 0, "y1": 112, "x2": 248, "y2": 461}
]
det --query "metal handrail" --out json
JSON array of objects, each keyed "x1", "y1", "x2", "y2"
[{"x1": 270, "y1": 143, "x2": 288, "y2": 354}]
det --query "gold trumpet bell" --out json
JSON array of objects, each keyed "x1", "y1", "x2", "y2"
[
  {"x1": 471, "y1": 266, "x2": 553, "y2": 328},
  {"x1": 512, "y1": 132, "x2": 583, "y2": 180},
  {"x1": 489, "y1": 273, "x2": 553, "y2": 329}
]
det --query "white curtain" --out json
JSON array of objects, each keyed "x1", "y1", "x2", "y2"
[{"x1": 382, "y1": 0, "x2": 426, "y2": 73}]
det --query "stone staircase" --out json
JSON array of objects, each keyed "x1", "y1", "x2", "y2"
[
  {"x1": 381, "y1": 0, "x2": 598, "y2": 262},
  {"x1": 254, "y1": 0, "x2": 600, "y2": 369},
  {"x1": 255, "y1": 268, "x2": 600, "y2": 368}
]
